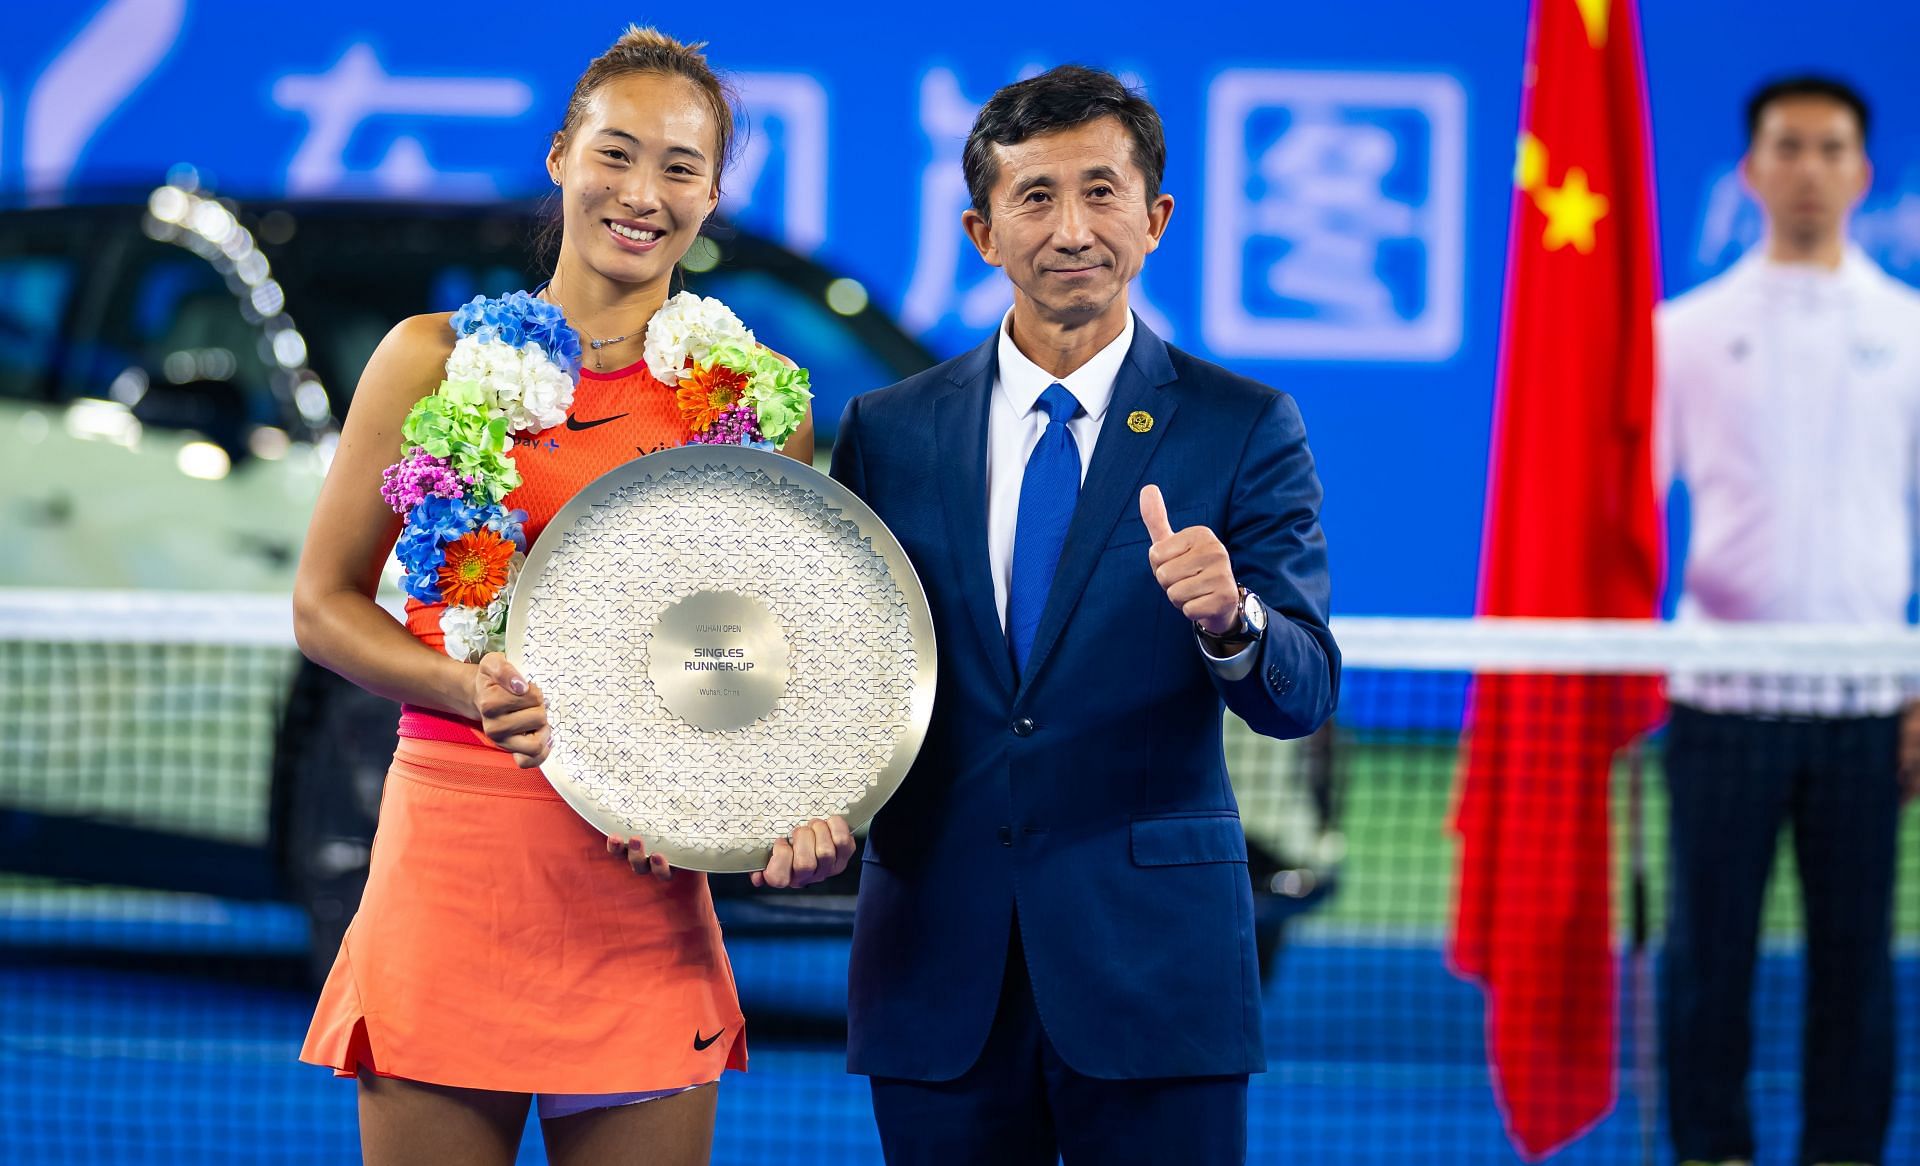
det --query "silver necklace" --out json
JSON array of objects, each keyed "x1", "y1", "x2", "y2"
[
  {"x1": 544, "y1": 287, "x2": 645, "y2": 371},
  {"x1": 576, "y1": 323, "x2": 640, "y2": 370}
]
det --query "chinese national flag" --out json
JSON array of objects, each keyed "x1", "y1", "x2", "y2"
[{"x1": 1449, "y1": 0, "x2": 1664, "y2": 1158}]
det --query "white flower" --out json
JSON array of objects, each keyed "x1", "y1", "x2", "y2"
[
  {"x1": 443, "y1": 551, "x2": 528, "y2": 662},
  {"x1": 444, "y1": 335, "x2": 575, "y2": 434},
  {"x1": 440, "y1": 605, "x2": 490, "y2": 662},
  {"x1": 444, "y1": 334, "x2": 508, "y2": 400},
  {"x1": 505, "y1": 344, "x2": 572, "y2": 433},
  {"x1": 643, "y1": 291, "x2": 754, "y2": 384},
  {"x1": 440, "y1": 554, "x2": 523, "y2": 662}
]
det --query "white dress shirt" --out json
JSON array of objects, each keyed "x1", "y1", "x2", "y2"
[
  {"x1": 1657, "y1": 246, "x2": 1920, "y2": 714},
  {"x1": 988, "y1": 311, "x2": 1132, "y2": 628},
  {"x1": 987, "y1": 310, "x2": 1255, "y2": 677}
]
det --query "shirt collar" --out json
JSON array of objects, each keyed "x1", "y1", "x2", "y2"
[
  {"x1": 1731, "y1": 242, "x2": 1876, "y2": 301},
  {"x1": 994, "y1": 309, "x2": 1134, "y2": 423}
]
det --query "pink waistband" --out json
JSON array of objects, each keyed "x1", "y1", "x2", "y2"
[
  {"x1": 388, "y1": 735, "x2": 556, "y2": 797},
  {"x1": 397, "y1": 705, "x2": 492, "y2": 747}
]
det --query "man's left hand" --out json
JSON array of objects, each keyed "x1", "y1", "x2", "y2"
[
  {"x1": 1900, "y1": 701, "x2": 1920, "y2": 806},
  {"x1": 1141, "y1": 484, "x2": 1240, "y2": 636},
  {"x1": 752, "y1": 816, "x2": 856, "y2": 889}
]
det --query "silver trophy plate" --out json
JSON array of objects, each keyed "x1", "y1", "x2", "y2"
[{"x1": 503, "y1": 445, "x2": 935, "y2": 873}]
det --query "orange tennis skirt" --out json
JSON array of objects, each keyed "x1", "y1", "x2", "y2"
[{"x1": 300, "y1": 736, "x2": 748, "y2": 1093}]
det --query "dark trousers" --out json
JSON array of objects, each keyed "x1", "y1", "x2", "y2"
[
  {"x1": 1659, "y1": 703, "x2": 1901, "y2": 1165},
  {"x1": 867, "y1": 924, "x2": 1248, "y2": 1166}
]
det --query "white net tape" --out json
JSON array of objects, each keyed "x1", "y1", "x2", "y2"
[{"x1": 10, "y1": 590, "x2": 1919, "y2": 669}]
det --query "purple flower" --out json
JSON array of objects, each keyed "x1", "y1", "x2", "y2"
[
  {"x1": 689, "y1": 403, "x2": 764, "y2": 446},
  {"x1": 380, "y1": 447, "x2": 465, "y2": 514}
]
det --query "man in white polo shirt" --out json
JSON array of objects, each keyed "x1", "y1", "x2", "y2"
[{"x1": 1656, "y1": 75, "x2": 1920, "y2": 1166}]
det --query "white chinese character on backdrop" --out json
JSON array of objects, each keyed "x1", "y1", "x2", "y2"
[
  {"x1": 15, "y1": 0, "x2": 186, "y2": 202},
  {"x1": 1203, "y1": 70, "x2": 1464, "y2": 362},
  {"x1": 272, "y1": 44, "x2": 533, "y2": 199},
  {"x1": 902, "y1": 67, "x2": 1173, "y2": 342},
  {"x1": 725, "y1": 74, "x2": 828, "y2": 256}
]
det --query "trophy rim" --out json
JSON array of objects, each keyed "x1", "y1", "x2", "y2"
[{"x1": 502, "y1": 443, "x2": 937, "y2": 873}]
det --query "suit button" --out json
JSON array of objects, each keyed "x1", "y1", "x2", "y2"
[
  {"x1": 1011, "y1": 717, "x2": 1035, "y2": 737},
  {"x1": 997, "y1": 826, "x2": 1013, "y2": 846}
]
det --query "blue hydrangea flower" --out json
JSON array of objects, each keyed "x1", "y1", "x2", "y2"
[
  {"x1": 395, "y1": 494, "x2": 493, "y2": 602},
  {"x1": 415, "y1": 495, "x2": 475, "y2": 541},
  {"x1": 451, "y1": 291, "x2": 582, "y2": 379},
  {"x1": 518, "y1": 299, "x2": 582, "y2": 380},
  {"x1": 401, "y1": 568, "x2": 441, "y2": 603},
  {"x1": 395, "y1": 527, "x2": 447, "y2": 602},
  {"x1": 484, "y1": 506, "x2": 529, "y2": 552}
]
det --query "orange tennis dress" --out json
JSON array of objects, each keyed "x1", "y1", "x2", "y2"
[{"x1": 300, "y1": 357, "x2": 750, "y2": 1093}]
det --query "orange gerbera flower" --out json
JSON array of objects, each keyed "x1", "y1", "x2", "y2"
[
  {"x1": 675, "y1": 362, "x2": 748, "y2": 432},
  {"x1": 437, "y1": 529, "x2": 516, "y2": 607}
]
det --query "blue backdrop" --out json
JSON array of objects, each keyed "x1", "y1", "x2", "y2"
[{"x1": 4, "y1": 0, "x2": 1918, "y2": 616}]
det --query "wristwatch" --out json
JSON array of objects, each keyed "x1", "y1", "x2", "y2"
[{"x1": 1198, "y1": 585, "x2": 1266, "y2": 652}]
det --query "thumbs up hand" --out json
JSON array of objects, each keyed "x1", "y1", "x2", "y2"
[{"x1": 1140, "y1": 485, "x2": 1242, "y2": 637}]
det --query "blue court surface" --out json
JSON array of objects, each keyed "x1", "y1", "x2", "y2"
[{"x1": 1, "y1": 908, "x2": 1913, "y2": 1165}]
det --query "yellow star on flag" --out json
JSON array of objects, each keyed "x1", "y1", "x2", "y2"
[
  {"x1": 1535, "y1": 167, "x2": 1609, "y2": 253},
  {"x1": 1574, "y1": 0, "x2": 1609, "y2": 47},
  {"x1": 1514, "y1": 132, "x2": 1547, "y2": 193}
]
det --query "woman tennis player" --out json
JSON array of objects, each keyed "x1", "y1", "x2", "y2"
[{"x1": 293, "y1": 26, "x2": 853, "y2": 1164}]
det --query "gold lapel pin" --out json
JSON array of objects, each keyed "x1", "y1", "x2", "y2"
[{"x1": 1127, "y1": 410, "x2": 1153, "y2": 434}]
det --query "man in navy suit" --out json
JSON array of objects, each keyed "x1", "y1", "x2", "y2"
[{"x1": 830, "y1": 65, "x2": 1339, "y2": 1164}]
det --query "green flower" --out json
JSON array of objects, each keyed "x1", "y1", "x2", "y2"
[
  {"x1": 400, "y1": 381, "x2": 520, "y2": 503},
  {"x1": 709, "y1": 342, "x2": 813, "y2": 447}
]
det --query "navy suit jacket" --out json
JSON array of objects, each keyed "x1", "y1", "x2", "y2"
[{"x1": 830, "y1": 319, "x2": 1339, "y2": 1082}]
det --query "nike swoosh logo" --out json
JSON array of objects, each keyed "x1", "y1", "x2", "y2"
[
  {"x1": 566, "y1": 412, "x2": 629, "y2": 431},
  {"x1": 693, "y1": 1028, "x2": 723, "y2": 1051}
]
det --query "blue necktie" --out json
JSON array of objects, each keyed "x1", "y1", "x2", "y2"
[{"x1": 1007, "y1": 383, "x2": 1083, "y2": 674}]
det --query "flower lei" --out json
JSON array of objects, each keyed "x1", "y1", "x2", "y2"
[
  {"x1": 642, "y1": 291, "x2": 812, "y2": 450},
  {"x1": 382, "y1": 289, "x2": 812, "y2": 663}
]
